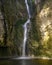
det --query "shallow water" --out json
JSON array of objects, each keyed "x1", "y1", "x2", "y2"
[{"x1": 0, "y1": 58, "x2": 52, "y2": 65}]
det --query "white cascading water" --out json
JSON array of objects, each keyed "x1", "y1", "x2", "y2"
[{"x1": 22, "y1": 0, "x2": 31, "y2": 56}]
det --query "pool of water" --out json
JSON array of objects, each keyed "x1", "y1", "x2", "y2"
[{"x1": 0, "y1": 58, "x2": 52, "y2": 65}]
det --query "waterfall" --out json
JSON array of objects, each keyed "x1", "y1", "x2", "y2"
[
  {"x1": 22, "y1": 0, "x2": 31, "y2": 56},
  {"x1": 22, "y1": 19, "x2": 30, "y2": 56},
  {"x1": 25, "y1": 0, "x2": 31, "y2": 18}
]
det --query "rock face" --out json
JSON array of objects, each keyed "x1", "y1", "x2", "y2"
[
  {"x1": 0, "y1": 0, "x2": 52, "y2": 57},
  {"x1": 0, "y1": 0, "x2": 28, "y2": 56},
  {"x1": 0, "y1": 0, "x2": 28, "y2": 46},
  {"x1": 28, "y1": 0, "x2": 52, "y2": 57},
  {"x1": 0, "y1": 10, "x2": 4, "y2": 46}
]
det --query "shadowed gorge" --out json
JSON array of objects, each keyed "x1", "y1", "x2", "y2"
[{"x1": 0, "y1": 0, "x2": 52, "y2": 59}]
